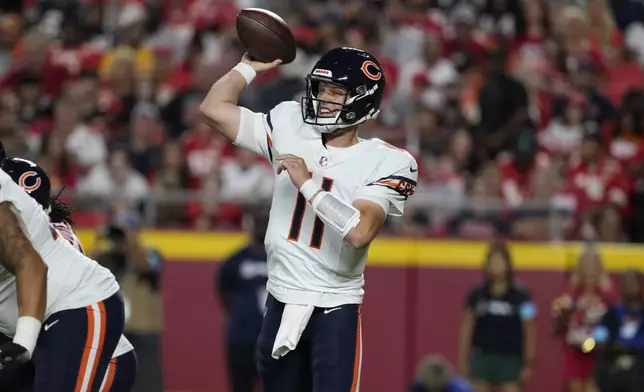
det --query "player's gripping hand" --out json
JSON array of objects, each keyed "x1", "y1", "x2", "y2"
[
  {"x1": 0, "y1": 342, "x2": 30, "y2": 371},
  {"x1": 241, "y1": 52, "x2": 282, "y2": 73},
  {"x1": 276, "y1": 154, "x2": 311, "y2": 189}
]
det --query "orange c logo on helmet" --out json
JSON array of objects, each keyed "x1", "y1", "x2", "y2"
[
  {"x1": 361, "y1": 60, "x2": 382, "y2": 81},
  {"x1": 19, "y1": 171, "x2": 41, "y2": 193}
]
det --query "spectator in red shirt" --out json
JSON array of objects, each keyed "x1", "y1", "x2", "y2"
[
  {"x1": 567, "y1": 130, "x2": 630, "y2": 241},
  {"x1": 498, "y1": 129, "x2": 550, "y2": 208},
  {"x1": 556, "y1": 7, "x2": 607, "y2": 76},
  {"x1": 1, "y1": 31, "x2": 72, "y2": 97},
  {"x1": 539, "y1": 94, "x2": 586, "y2": 158},
  {"x1": 443, "y1": 7, "x2": 488, "y2": 66},
  {"x1": 585, "y1": 0, "x2": 623, "y2": 62},
  {"x1": 553, "y1": 248, "x2": 615, "y2": 392},
  {"x1": 512, "y1": 0, "x2": 550, "y2": 63},
  {"x1": 181, "y1": 121, "x2": 226, "y2": 190},
  {"x1": 498, "y1": 129, "x2": 558, "y2": 239},
  {"x1": 48, "y1": 11, "x2": 103, "y2": 77}
]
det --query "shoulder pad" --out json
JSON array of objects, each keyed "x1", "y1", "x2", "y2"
[{"x1": 266, "y1": 101, "x2": 301, "y2": 136}]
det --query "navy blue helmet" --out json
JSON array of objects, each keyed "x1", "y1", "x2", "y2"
[
  {"x1": 1, "y1": 157, "x2": 52, "y2": 210},
  {"x1": 302, "y1": 47, "x2": 386, "y2": 133}
]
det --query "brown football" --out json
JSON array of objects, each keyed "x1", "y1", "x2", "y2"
[{"x1": 236, "y1": 8, "x2": 296, "y2": 64}]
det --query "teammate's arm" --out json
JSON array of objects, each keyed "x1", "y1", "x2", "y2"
[
  {"x1": 0, "y1": 201, "x2": 47, "y2": 357},
  {"x1": 199, "y1": 55, "x2": 281, "y2": 155}
]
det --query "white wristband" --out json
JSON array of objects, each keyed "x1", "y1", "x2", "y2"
[
  {"x1": 13, "y1": 316, "x2": 41, "y2": 358},
  {"x1": 299, "y1": 179, "x2": 320, "y2": 202},
  {"x1": 232, "y1": 62, "x2": 257, "y2": 86},
  {"x1": 311, "y1": 191, "x2": 361, "y2": 238}
]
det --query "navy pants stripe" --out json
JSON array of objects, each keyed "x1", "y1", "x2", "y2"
[
  {"x1": 256, "y1": 294, "x2": 363, "y2": 392},
  {"x1": 99, "y1": 350, "x2": 137, "y2": 392},
  {"x1": 32, "y1": 292, "x2": 125, "y2": 392}
]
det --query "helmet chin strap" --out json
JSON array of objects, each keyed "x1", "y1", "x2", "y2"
[
  {"x1": 310, "y1": 101, "x2": 380, "y2": 134},
  {"x1": 313, "y1": 108, "x2": 380, "y2": 134},
  {"x1": 313, "y1": 122, "x2": 354, "y2": 134}
]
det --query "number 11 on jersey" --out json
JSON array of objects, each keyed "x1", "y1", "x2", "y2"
[{"x1": 288, "y1": 177, "x2": 334, "y2": 249}]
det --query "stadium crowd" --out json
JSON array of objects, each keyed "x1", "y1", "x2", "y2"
[
  {"x1": 1, "y1": 2, "x2": 644, "y2": 392},
  {"x1": 1, "y1": 0, "x2": 644, "y2": 242}
]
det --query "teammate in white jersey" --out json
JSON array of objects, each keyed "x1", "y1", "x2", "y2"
[
  {"x1": 0, "y1": 157, "x2": 137, "y2": 392},
  {"x1": 0, "y1": 156, "x2": 125, "y2": 392},
  {"x1": 200, "y1": 47, "x2": 418, "y2": 392}
]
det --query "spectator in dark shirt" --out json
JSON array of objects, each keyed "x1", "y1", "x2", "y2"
[
  {"x1": 458, "y1": 243, "x2": 537, "y2": 392},
  {"x1": 593, "y1": 269, "x2": 644, "y2": 392},
  {"x1": 476, "y1": 50, "x2": 531, "y2": 161},
  {"x1": 410, "y1": 354, "x2": 473, "y2": 392},
  {"x1": 217, "y1": 206, "x2": 269, "y2": 392}
]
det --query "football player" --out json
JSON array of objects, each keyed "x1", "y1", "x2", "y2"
[
  {"x1": 0, "y1": 157, "x2": 138, "y2": 392},
  {"x1": 0, "y1": 155, "x2": 126, "y2": 392},
  {"x1": 200, "y1": 47, "x2": 418, "y2": 392}
]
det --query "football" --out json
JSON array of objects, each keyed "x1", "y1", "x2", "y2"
[{"x1": 236, "y1": 8, "x2": 296, "y2": 64}]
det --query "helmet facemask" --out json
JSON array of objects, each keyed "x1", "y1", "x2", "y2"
[{"x1": 301, "y1": 75, "x2": 380, "y2": 134}]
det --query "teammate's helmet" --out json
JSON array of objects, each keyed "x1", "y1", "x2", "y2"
[
  {"x1": 302, "y1": 47, "x2": 385, "y2": 133},
  {"x1": 1, "y1": 157, "x2": 51, "y2": 209}
]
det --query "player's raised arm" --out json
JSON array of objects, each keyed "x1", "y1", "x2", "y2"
[
  {"x1": 199, "y1": 55, "x2": 281, "y2": 156},
  {"x1": 0, "y1": 201, "x2": 47, "y2": 358}
]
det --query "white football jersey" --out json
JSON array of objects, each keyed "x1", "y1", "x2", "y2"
[
  {"x1": 53, "y1": 222, "x2": 134, "y2": 357},
  {"x1": 236, "y1": 101, "x2": 418, "y2": 307},
  {"x1": 0, "y1": 170, "x2": 119, "y2": 336}
]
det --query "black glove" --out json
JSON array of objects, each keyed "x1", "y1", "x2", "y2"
[{"x1": 0, "y1": 342, "x2": 29, "y2": 370}]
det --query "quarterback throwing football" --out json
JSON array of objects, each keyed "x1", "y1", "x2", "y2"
[{"x1": 200, "y1": 47, "x2": 418, "y2": 392}]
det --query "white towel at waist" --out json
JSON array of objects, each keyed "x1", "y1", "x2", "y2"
[{"x1": 271, "y1": 304, "x2": 315, "y2": 359}]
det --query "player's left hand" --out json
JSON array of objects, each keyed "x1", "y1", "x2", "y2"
[
  {"x1": 276, "y1": 154, "x2": 311, "y2": 189},
  {"x1": 0, "y1": 342, "x2": 30, "y2": 371}
]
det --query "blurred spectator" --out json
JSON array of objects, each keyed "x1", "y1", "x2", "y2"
[
  {"x1": 566, "y1": 131, "x2": 630, "y2": 242},
  {"x1": 182, "y1": 121, "x2": 230, "y2": 190},
  {"x1": 458, "y1": 243, "x2": 536, "y2": 392},
  {"x1": 99, "y1": 3, "x2": 154, "y2": 79},
  {"x1": 217, "y1": 207, "x2": 269, "y2": 392},
  {"x1": 129, "y1": 103, "x2": 163, "y2": 178},
  {"x1": 37, "y1": 129, "x2": 78, "y2": 190},
  {"x1": 498, "y1": 128, "x2": 550, "y2": 208},
  {"x1": 77, "y1": 148, "x2": 150, "y2": 205},
  {"x1": 0, "y1": 101, "x2": 29, "y2": 158},
  {"x1": 553, "y1": 248, "x2": 615, "y2": 392},
  {"x1": 446, "y1": 176, "x2": 507, "y2": 240},
  {"x1": 539, "y1": 95, "x2": 586, "y2": 158},
  {"x1": 0, "y1": 13, "x2": 22, "y2": 75},
  {"x1": 152, "y1": 141, "x2": 190, "y2": 227},
  {"x1": 220, "y1": 147, "x2": 273, "y2": 205},
  {"x1": 410, "y1": 354, "x2": 473, "y2": 392},
  {"x1": 593, "y1": 269, "x2": 644, "y2": 392},
  {"x1": 476, "y1": 50, "x2": 530, "y2": 161},
  {"x1": 396, "y1": 33, "x2": 458, "y2": 112},
  {"x1": 0, "y1": 30, "x2": 71, "y2": 97},
  {"x1": 186, "y1": 170, "x2": 245, "y2": 230},
  {"x1": 160, "y1": 55, "x2": 220, "y2": 138},
  {"x1": 51, "y1": 97, "x2": 107, "y2": 169}
]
